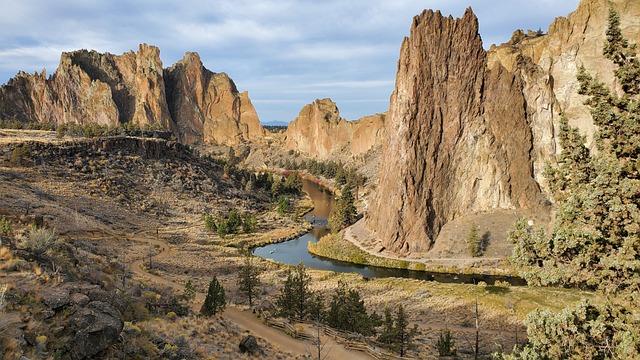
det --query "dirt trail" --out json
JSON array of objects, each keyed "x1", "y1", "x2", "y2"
[{"x1": 91, "y1": 228, "x2": 374, "y2": 360}]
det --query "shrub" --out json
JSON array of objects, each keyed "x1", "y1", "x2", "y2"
[
  {"x1": 276, "y1": 196, "x2": 291, "y2": 215},
  {"x1": 0, "y1": 217, "x2": 11, "y2": 236},
  {"x1": 466, "y1": 224, "x2": 482, "y2": 257},
  {"x1": 436, "y1": 330, "x2": 456, "y2": 356},
  {"x1": 241, "y1": 213, "x2": 257, "y2": 233},
  {"x1": 203, "y1": 214, "x2": 215, "y2": 232},
  {"x1": 10, "y1": 145, "x2": 31, "y2": 166},
  {"x1": 21, "y1": 226, "x2": 56, "y2": 256}
]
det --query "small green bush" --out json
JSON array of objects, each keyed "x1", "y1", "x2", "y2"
[
  {"x1": 21, "y1": 226, "x2": 56, "y2": 256},
  {"x1": 0, "y1": 217, "x2": 12, "y2": 236}
]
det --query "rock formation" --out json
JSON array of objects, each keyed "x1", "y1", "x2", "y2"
[
  {"x1": 164, "y1": 52, "x2": 265, "y2": 145},
  {"x1": 366, "y1": 9, "x2": 543, "y2": 253},
  {"x1": 488, "y1": 0, "x2": 639, "y2": 187},
  {"x1": 366, "y1": 0, "x2": 639, "y2": 254},
  {"x1": 0, "y1": 44, "x2": 264, "y2": 145},
  {"x1": 284, "y1": 98, "x2": 385, "y2": 159}
]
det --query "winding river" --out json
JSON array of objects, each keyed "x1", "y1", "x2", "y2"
[{"x1": 253, "y1": 179, "x2": 525, "y2": 286}]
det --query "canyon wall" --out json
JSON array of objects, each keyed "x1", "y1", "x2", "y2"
[
  {"x1": 284, "y1": 98, "x2": 385, "y2": 160},
  {"x1": 366, "y1": 9, "x2": 543, "y2": 253},
  {"x1": 0, "y1": 44, "x2": 264, "y2": 146},
  {"x1": 366, "y1": 0, "x2": 638, "y2": 254}
]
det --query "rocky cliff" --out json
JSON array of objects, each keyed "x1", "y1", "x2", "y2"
[
  {"x1": 366, "y1": 9, "x2": 543, "y2": 253},
  {"x1": 0, "y1": 44, "x2": 264, "y2": 145},
  {"x1": 488, "y1": 0, "x2": 639, "y2": 188},
  {"x1": 284, "y1": 98, "x2": 385, "y2": 159},
  {"x1": 366, "y1": 0, "x2": 638, "y2": 254},
  {"x1": 164, "y1": 52, "x2": 265, "y2": 145}
]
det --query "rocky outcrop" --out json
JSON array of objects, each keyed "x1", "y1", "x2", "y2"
[
  {"x1": 0, "y1": 44, "x2": 264, "y2": 145},
  {"x1": 366, "y1": 9, "x2": 544, "y2": 253},
  {"x1": 284, "y1": 98, "x2": 385, "y2": 159},
  {"x1": 164, "y1": 52, "x2": 265, "y2": 145},
  {"x1": 488, "y1": 0, "x2": 639, "y2": 186},
  {"x1": 70, "y1": 301, "x2": 123, "y2": 359},
  {"x1": 367, "y1": 0, "x2": 638, "y2": 254}
]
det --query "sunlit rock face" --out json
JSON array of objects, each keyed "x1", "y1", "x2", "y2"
[
  {"x1": 367, "y1": 9, "x2": 542, "y2": 254},
  {"x1": 367, "y1": 0, "x2": 639, "y2": 255},
  {"x1": 284, "y1": 98, "x2": 385, "y2": 160},
  {"x1": 0, "y1": 44, "x2": 264, "y2": 146}
]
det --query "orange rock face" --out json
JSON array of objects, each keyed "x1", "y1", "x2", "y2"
[
  {"x1": 366, "y1": 9, "x2": 544, "y2": 254},
  {"x1": 0, "y1": 44, "x2": 264, "y2": 146},
  {"x1": 367, "y1": 0, "x2": 638, "y2": 254},
  {"x1": 284, "y1": 98, "x2": 385, "y2": 160},
  {"x1": 164, "y1": 52, "x2": 265, "y2": 145}
]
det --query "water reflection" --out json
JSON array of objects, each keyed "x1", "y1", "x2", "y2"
[{"x1": 253, "y1": 179, "x2": 525, "y2": 286}]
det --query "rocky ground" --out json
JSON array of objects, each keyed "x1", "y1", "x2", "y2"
[{"x1": 0, "y1": 130, "x2": 595, "y2": 359}]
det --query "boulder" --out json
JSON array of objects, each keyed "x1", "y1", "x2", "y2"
[
  {"x1": 69, "y1": 301, "x2": 123, "y2": 359},
  {"x1": 238, "y1": 335, "x2": 260, "y2": 354},
  {"x1": 42, "y1": 287, "x2": 70, "y2": 310}
]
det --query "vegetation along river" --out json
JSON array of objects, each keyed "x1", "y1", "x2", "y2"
[{"x1": 253, "y1": 179, "x2": 525, "y2": 286}]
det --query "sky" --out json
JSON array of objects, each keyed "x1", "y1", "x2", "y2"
[{"x1": 0, "y1": 0, "x2": 580, "y2": 124}]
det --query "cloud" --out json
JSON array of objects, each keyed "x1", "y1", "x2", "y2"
[{"x1": 0, "y1": 0, "x2": 581, "y2": 123}]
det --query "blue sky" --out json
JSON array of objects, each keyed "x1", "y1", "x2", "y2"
[{"x1": 0, "y1": 0, "x2": 580, "y2": 124}]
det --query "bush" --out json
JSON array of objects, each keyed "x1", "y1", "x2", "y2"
[
  {"x1": 276, "y1": 196, "x2": 291, "y2": 215},
  {"x1": 0, "y1": 217, "x2": 11, "y2": 236},
  {"x1": 466, "y1": 224, "x2": 482, "y2": 257},
  {"x1": 21, "y1": 226, "x2": 56, "y2": 256},
  {"x1": 10, "y1": 145, "x2": 31, "y2": 166},
  {"x1": 436, "y1": 330, "x2": 456, "y2": 356},
  {"x1": 203, "y1": 214, "x2": 215, "y2": 232}
]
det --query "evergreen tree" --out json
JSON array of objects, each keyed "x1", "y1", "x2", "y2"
[
  {"x1": 237, "y1": 254, "x2": 261, "y2": 307},
  {"x1": 436, "y1": 330, "x2": 456, "y2": 357},
  {"x1": 328, "y1": 185, "x2": 358, "y2": 233},
  {"x1": 505, "y1": 9, "x2": 640, "y2": 359},
  {"x1": 326, "y1": 281, "x2": 379, "y2": 335},
  {"x1": 466, "y1": 223, "x2": 482, "y2": 257},
  {"x1": 200, "y1": 277, "x2": 226, "y2": 316},
  {"x1": 376, "y1": 305, "x2": 418, "y2": 356},
  {"x1": 181, "y1": 279, "x2": 196, "y2": 304},
  {"x1": 509, "y1": 8, "x2": 640, "y2": 295},
  {"x1": 276, "y1": 263, "x2": 311, "y2": 321}
]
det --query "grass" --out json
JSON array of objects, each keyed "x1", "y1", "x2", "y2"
[
  {"x1": 309, "y1": 232, "x2": 518, "y2": 276},
  {"x1": 308, "y1": 233, "x2": 417, "y2": 270}
]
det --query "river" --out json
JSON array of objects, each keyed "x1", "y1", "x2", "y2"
[{"x1": 253, "y1": 179, "x2": 526, "y2": 286}]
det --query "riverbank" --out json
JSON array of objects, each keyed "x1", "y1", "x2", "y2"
[{"x1": 308, "y1": 224, "x2": 516, "y2": 277}]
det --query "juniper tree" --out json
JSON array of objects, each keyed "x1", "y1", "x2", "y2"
[
  {"x1": 237, "y1": 254, "x2": 261, "y2": 307},
  {"x1": 506, "y1": 8, "x2": 640, "y2": 359},
  {"x1": 181, "y1": 280, "x2": 196, "y2": 304},
  {"x1": 327, "y1": 280, "x2": 379, "y2": 336},
  {"x1": 466, "y1": 223, "x2": 482, "y2": 257},
  {"x1": 200, "y1": 277, "x2": 226, "y2": 316},
  {"x1": 328, "y1": 185, "x2": 358, "y2": 233},
  {"x1": 377, "y1": 305, "x2": 418, "y2": 357},
  {"x1": 276, "y1": 263, "x2": 311, "y2": 321}
]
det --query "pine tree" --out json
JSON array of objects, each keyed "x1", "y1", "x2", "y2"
[
  {"x1": 276, "y1": 263, "x2": 311, "y2": 321},
  {"x1": 327, "y1": 281, "x2": 379, "y2": 335},
  {"x1": 237, "y1": 254, "x2": 261, "y2": 307},
  {"x1": 200, "y1": 277, "x2": 226, "y2": 316},
  {"x1": 376, "y1": 305, "x2": 418, "y2": 356},
  {"x1": 436, "y1": 330, "x2": 456, "y2": 356},
  {"x1": 181, "y1": 279, "x2": 196, "y2": 304},
  {"x1": 505, "y1": 8, "x2": 640, "y2": 359},
  {"x1": 328, "y1": 185, "x2": 358, "y2": 233},
  {"x1": 394, "y1": 305, "x2": 418, "y2": 357}
]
